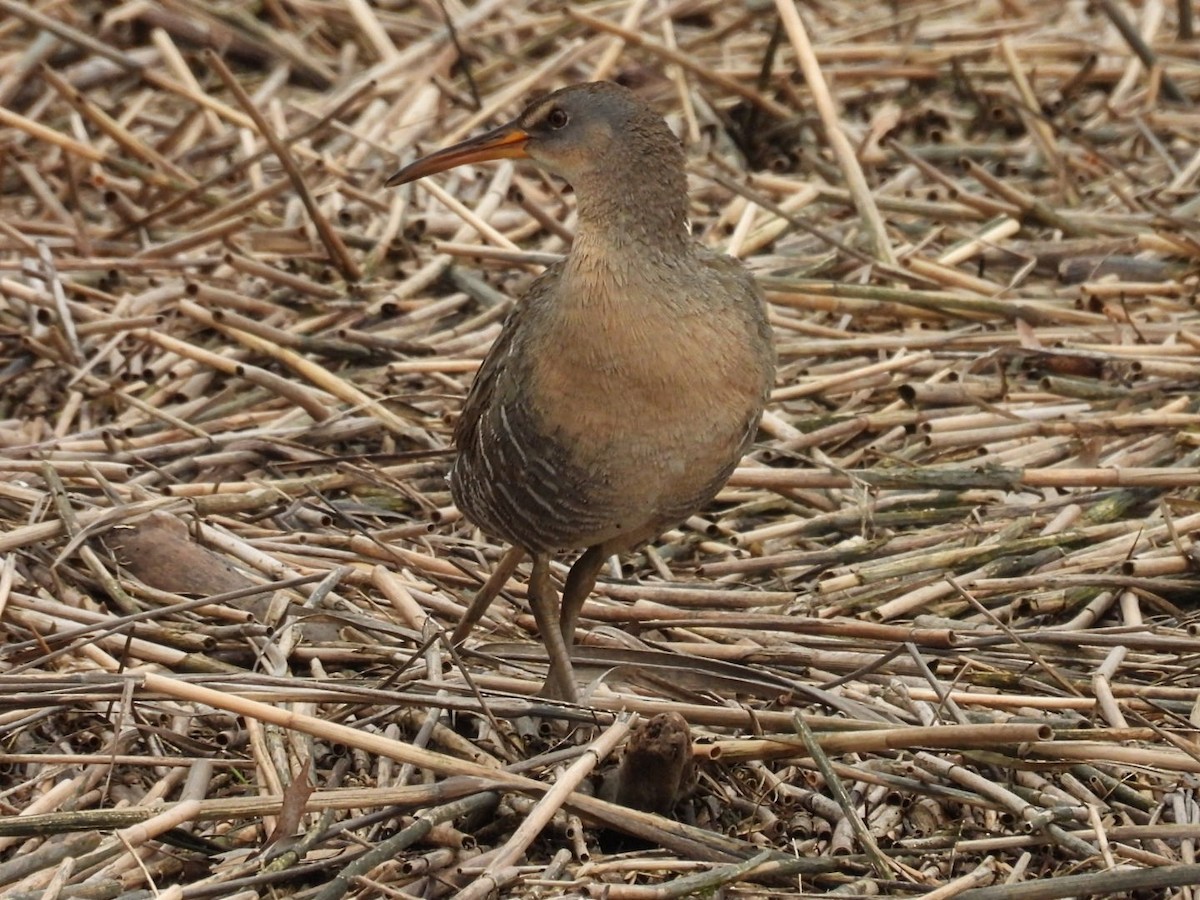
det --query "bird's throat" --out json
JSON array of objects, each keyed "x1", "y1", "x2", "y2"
[{"x1": 570, "y1": 166, "x2": 692, "y2": 259}]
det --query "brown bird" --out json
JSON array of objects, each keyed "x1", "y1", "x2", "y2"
[{"x1": 387, "y1": 82, "x2": 775, "y2": 702}]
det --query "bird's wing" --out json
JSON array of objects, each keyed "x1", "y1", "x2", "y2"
[
  {"x1": 453, "y1": 308, "x2": 514, "y2": 452},
  {"x1": 453, "y1": 262, "x2": 563, "y2": 450}
]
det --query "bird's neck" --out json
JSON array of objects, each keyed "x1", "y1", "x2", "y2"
[{"x1": 568, "y1": 162, "x2": 693, "y2": 267}]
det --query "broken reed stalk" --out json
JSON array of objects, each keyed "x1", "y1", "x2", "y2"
[
  {"x1": 707, "y1": 722, "x2": 1049, "y2": 762},
  {"x1": 727, "y1": 465, "x2": 1200, "y2": 490},
  {"x1": 455, "y1": 714, "x2": 633, "y2": 900}
]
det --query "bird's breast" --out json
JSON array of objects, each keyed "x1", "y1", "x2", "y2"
[{"x1": 523, "y1": 277, "x2": 769, "y2": 532}]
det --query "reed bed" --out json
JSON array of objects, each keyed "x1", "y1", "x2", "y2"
[{"x1": 2, "y1": 1, "x2": 1200, "y2": 897}]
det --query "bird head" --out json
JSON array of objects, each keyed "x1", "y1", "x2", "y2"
[{"x1": 386, "y1": 82, "x2": 676, "y2": 187}]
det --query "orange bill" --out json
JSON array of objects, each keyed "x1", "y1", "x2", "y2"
[{"x1": 385, "y1": 123, "x2": 530, "y2": 186}]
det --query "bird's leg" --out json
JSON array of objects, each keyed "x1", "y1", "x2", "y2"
[
  {"x1": 528, "y1": 552, "x2": 579, "y2": 703},
  {"x1": 558, "y1": 544, "x2": 608, "y2": 648},
  {"x1": 451, "y1": 544, "x2": 526, "y2": 644}
]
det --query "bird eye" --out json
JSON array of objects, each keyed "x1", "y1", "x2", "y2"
[{"x1": 546, "y1": 107, "x2": 569, "y2": 129}]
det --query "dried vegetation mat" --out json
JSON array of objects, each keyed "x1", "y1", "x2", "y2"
[{"x1": 2, "y1": 1, "x2": 1200, "y2": 897}]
